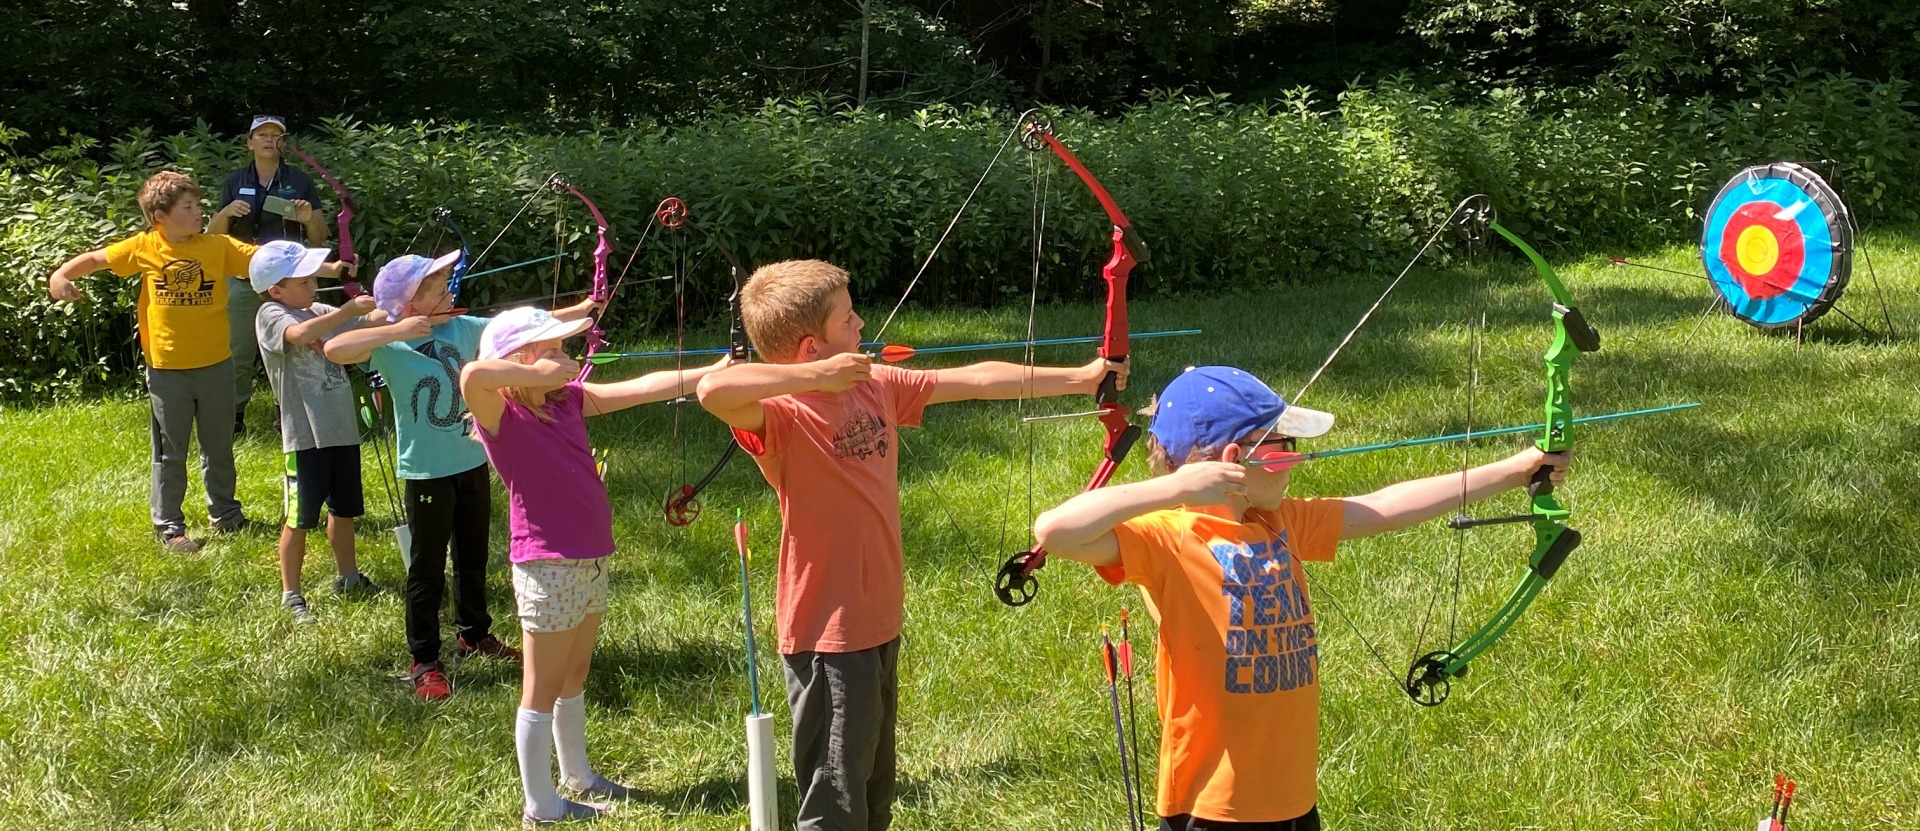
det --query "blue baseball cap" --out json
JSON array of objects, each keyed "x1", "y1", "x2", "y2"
[{"x1": 1148, "y1": 366, "x2": 1335, "y2": 462}]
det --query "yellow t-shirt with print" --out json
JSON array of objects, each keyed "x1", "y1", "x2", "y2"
[
  {"x1": 104, "y1": 229, "x2": 256, "y2": 369},
  {"x1": 1107, "y1": 499, "x2": 1344, "y2": 824}
]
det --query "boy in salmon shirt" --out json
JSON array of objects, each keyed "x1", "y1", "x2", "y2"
[
  {"x1": 696, "y1": 259, "x2": 1128, "y2": 830},
  {"x1": 1031, "y1": 366, "x2": 1571, "y2": 830},
  {"x1": 47, "y1": 170, "x2": 262, "y2": 553}
]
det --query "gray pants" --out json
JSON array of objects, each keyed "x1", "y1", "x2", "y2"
[
  {"x1": 227, "y1": 276, "x2": 261, "y2": 411},
  {"x1": 147, "y1": 360, "x2": 242, "y2": 536},
  {"x1": 783, "y1": 637, "x2": 900, "y2": 831}
]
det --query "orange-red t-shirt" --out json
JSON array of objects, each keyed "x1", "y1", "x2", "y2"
[
  {"x1": 1109, "y1": 499, "x2": 1345, "y2": 823},
  {"x1": 103, "y1": 229, "x2": 257, "y2": 369},
  {"x1": 733, "y1": 365, "x2": 937, "y2": 654}
]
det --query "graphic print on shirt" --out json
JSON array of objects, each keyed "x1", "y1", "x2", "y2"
[
  {"x1": 153, "y1": 258, "x2": 216, "y2": 307},
  {"x1": 830, "y1": 408, "x2": 890, "y2": 461},
  {"x1": 408, "y1": 339, "x2": 469, "y2": 430},
  {"x1": 1213, "y1": 529, "x2": 1319, "y2": 694}
]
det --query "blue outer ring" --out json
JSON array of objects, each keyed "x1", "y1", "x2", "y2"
[{"x1": 1700, "y1": 164, "x2": 1852, "y2": 328}]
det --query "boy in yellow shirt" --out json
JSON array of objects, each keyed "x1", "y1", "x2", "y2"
[
  {"x1": 696, "y1": 259, "x2": 1127, "y2": 830},
  {"x1": 1032, "y1": 366, "x2": 1569, "y2": 830},
  {"x1": 48, "y1": 170, "x2": 264, "y2": 553}
]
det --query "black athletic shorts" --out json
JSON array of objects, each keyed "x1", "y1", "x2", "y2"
[{"x1": 283, "y1": 444, "x2": 366, "y2": 529}]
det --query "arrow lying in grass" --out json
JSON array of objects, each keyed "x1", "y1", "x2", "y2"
[
  {"x1": 1245, "y1": 402, "x2": 1701, "y2": 469},
  {"x1": 585, "y1": 328, "x2": 1204, "y2": 365}
]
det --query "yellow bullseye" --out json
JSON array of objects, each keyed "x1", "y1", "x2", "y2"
[{"x1": 1735, "y1": 225, "x2": 1780, "y2": 275}]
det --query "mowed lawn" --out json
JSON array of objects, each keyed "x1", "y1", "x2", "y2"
[{"x1": 3, "y1": 229, "x2": 1918, "y2": 830}]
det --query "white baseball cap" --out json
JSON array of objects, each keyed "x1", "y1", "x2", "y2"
[
  {"x1": 249, "y1": 240, "x2": 333, "y2": 292},
  {"x1": 479, "y1": 306, "x2": 594, "y2": 361},
  {"x1": 249, "y1": 115, "x2": 287, "y2": 135}
]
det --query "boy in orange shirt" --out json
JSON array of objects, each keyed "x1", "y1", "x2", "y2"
[
  {"x1": 47, "y1": 170, "x2": 263, "y2": 553},
  {"x1": 697, "y1": 259, "x2": 1128, "y2": 831},
  {"x1": 1032, "y1": 366, "x2": 1570, "y2": 831}
]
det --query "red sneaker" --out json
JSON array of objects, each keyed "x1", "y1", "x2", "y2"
[
  {"x1": 410, "y1": 662, "x2": 452, "y2": 700},
  {"x1": 457, "y1": 633, "x2": 523, "y2": 662}
]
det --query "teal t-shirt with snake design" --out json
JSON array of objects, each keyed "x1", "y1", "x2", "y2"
[{"x1": 368, "y1": 315, "x2": 490, "y2": 479}]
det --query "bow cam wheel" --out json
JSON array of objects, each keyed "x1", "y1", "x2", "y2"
[
  {"x1": 663, "y1": 485, "x2": 701, "y2": 527},
  {"x1": 994, "y1": 552, "x2": 1041, "y2": 607},
  {"x1": 1404, "y1": 650, "x2": 1459, "y2": 707}
]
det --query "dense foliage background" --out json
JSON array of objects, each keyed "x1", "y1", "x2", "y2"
[
  {"x1": 8, "y1": 0, "x2": 1920, "y2": 140},
  {"x1": 6, "y1": 0, "x2": 1920, "y2": 400}
]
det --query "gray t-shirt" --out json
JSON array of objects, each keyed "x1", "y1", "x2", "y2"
[{"x1": 256, "y1": 301, "x2": 368, "y2": 452}]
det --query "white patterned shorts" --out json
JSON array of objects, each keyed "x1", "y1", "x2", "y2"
[{"x1": 511, "y1": 558, "x2": 609, "y2": 633}]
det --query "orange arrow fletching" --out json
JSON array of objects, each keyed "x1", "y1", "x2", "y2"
[
  {"x1": 878, "y1": 344, "x2": 916, "y2": 362},
  {"x1": 734, "y1": 515, "x2": 750, "y2": 564}
]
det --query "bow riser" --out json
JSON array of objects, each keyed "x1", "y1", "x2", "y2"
[
  {"x1": 281, "y1": 140, "x2": 362, "y2": 297},
  {"x1": 548, "y1": 177, "x2": 614, "y2": 380}
]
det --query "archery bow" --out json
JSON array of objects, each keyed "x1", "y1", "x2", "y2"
[
  {"x1": 543, "y1": 174, "x2": 616, "y2": 382},
  {"x1": 280, "y1": 138, "x2": 362, "y2": 297},
  {"x1": 434, "y1": 206, "x2": 474, "y2": 302},
  {"x1": 654, "y1": 196, "x2": 753, "y2": 526},
  {"x1": 1399, "y1": 198, "x2": 1602, "y2": 706},
  {"x1": 994, "y1": 112, "x2": 1147, "y2": 607}
]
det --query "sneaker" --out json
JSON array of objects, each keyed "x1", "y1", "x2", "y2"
[
  {"x1": 283, "y1": 592, "x2": 316, "y2": 625},
  {"x1": 410, "y1": 661, "x2": 452, "y2": 700},
  {"x1": 159, "y1": 533, "x2": 202, "y2": 554},
  {"x1": 522, "y1": 799, "x2": 608, "y2": 827},
  {"x1": 212, "y1": 515, "x2": 260, "y2": 534},
  {"x1": 457, "y1": 633, "x2": 523, "y2": 662},
  {"x1": 334, "y1": 572, "x2": 380, "y2": 595},
  {"x1": 566, "y1": 774, "x2": 638, "y2": 801}
]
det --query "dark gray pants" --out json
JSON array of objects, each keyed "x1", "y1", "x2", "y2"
[
  {"x1": 147, "y1": 360, "x2": 242, "y2": 536},
  {"x1": 226, "y1": 276, "x2": 262, "y2": 411},
  {"x1": 783, "y1": 637, "x2": 901, "y2": 831}
]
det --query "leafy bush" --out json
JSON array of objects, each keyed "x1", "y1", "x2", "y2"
[{"x1": 6, "y1": 72, "x2": 1917, "y2": 401}]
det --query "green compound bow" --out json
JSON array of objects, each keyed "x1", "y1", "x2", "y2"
[{"x1": 1400, "y1": 199, "x2": 1602, "y2": 706}]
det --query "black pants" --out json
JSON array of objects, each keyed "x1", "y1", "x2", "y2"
[
  {"x1": 1161, "y1": 806, "x2": 1320, "y2": 831},
  {"x1": 404, "y1": 464, "x2": 494, "y2": 664},
  {"x1": 783, "y1": 637, "x2": 901, "y2": 831}
]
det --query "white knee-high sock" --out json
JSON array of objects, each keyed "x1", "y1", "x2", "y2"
[
  {"x1": 516, "y1": 708, "x2": 563, "y2": 817},
  {"x1": 553, "y1": 692, "x2": 596, "y2": 788}
]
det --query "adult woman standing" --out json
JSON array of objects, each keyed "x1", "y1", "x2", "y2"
[{"x1": 208, "y1": 115, "x2": 328, "y2": 436}]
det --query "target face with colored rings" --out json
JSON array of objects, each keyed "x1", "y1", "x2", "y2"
[{"x1": 1700, "y1": 162, "x2": 1852, "y2": 329}]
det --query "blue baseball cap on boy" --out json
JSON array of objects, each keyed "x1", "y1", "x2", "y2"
[
  {"x1": 1148, "y1": 366, "x2": 1335, "y2": 462},
  {"x1": 248, "y1": 240, "x2": 332, "y2": 293},
  {"x1": 373, "y1": 251, "x2": 462, "y2": 319}
]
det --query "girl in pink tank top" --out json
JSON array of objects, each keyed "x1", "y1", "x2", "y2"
[{"x1": 462, "y1": 306, "x2": 735, "y2": 825}]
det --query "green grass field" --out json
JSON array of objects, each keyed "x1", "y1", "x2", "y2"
[{"x1": 4, "y1": 230, "x2": 1918, "y2": 830}]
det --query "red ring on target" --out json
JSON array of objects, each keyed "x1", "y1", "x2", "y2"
[{"x1": 1717, "y1": 203, "x2": 1804, "y2": 299}]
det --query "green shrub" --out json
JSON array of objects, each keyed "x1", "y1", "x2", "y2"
[{"x1": 6, "y1": 72, "x2": 1917, "y2": 401}]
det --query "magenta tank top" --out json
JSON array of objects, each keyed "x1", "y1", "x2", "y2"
[{"x1": 474, "y1": 382, "x2": 615, "y2": 563}]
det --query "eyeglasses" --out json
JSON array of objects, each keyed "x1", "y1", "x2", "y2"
[{"x1": 1255, "y1": 436, "x2": 1297, "y2": 452}]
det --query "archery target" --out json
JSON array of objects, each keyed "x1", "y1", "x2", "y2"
[{"x1": 1701, "y1": 163, "x2": 1852, "y2": 329}]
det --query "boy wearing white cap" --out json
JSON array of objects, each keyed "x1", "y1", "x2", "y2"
[
  {"x1": 251, "y1": 240, "x2": 379, "y2": 623},
  {"x1": 1031, "y1": 366, "x2": 1571, "y2": 831},
  {"x1": 324, "y1": 254, "x2": 601, "y2": 699},
  {"x1": 461, "y1": 307, "x2": 734, "y2": 825}
]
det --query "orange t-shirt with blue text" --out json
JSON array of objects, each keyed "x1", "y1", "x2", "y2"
[
  {"x1": 1108, "y1": 498, "x2": 1344, "y2": 824},
  {"x1": 104, "y1": 229, "x2": 256, "y2": 369},
  {"x1": 733, "y1": 365, "x2": 937, "y2": 654}
]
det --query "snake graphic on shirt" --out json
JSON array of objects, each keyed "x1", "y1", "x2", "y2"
[{"x1": 408, "y1": 339, "x2": 468, "y2": 429}]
